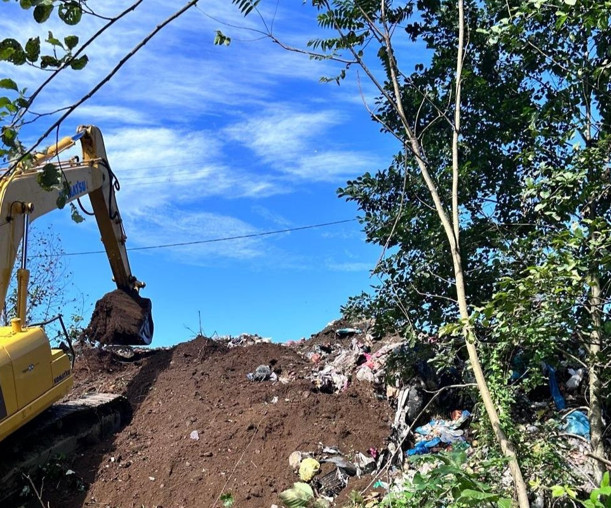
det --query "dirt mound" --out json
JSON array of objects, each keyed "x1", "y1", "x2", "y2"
[
  {"x1": 84, "y1": 289, "x2": 153, "y2": 346},
  {"x1": 33, "y1": 334, "x2": 393, "y2": 508}
]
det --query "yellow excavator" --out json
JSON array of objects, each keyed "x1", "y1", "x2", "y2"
[{"x1": 0, "y1": 125, "x2": 153, "y2": 443}]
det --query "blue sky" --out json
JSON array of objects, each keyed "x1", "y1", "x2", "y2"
[{"x1": 1, "y1": 0, "x2": 408, "y2": 346}]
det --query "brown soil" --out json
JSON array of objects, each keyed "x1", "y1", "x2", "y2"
[
  {"x1": 34, "y1": 328, "x2": 394, "y2": 508},
  {"x1": 84, "y1": 289, "x2": 153, "y2": 346}
]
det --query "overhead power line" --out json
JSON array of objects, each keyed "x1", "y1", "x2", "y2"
[{"x1": 34, "y1": 218, "x2": 358, "y2": 258}]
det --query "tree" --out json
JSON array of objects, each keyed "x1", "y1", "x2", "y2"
[
  {"x1": 2, "y1": 225, "x2": 85, "y2": 343},
  {"x1": 479, "y1": 0, "x2": 611, "y2": 483}
]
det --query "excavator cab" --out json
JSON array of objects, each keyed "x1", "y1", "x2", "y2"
[{"x1": 0, "y1": 323, "x2": 73, "y2": 441}]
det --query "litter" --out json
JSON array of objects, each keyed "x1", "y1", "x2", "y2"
[
  {"x1": 247, "y1": 365, "x2": 276, "y2": 382},
  {"x1": 406, "y1": 410, "x2": 471, "y2": 456},
  {"x1": 288, "y1": 451, "x2": 302, "y2": 470},
  {"x1": 561, "y1": 410, "x2": 590, "y2": 440},
  {"x1": 299, "y1": 458, "x2": 321, "y2": 481},
  {"x1": 335, "y1": 328, "x2": 362, "y2": 338},
  {"x1": 354, "y1": 452, "x2": 376, "y2": 474},
  {"x1": 321, "y1": 456, "x2": 357, "y2": 476},
  {"x1": 406, "y1": 437, "x2": 441, "y2": 456},
  {"x1": 220, "y1": 333, "x2": 272, "y2": 348},
  {"x1": 566, "y1": 368, "x2": 585, "y2": 391},
  {"x1": 373, "y1": 480, "x2": 389, "y2": 489},
  {"x1": 314, "y1": 468, "x2": 347, "y2": 498},
  {"x1": 356, "y1": 365, "x2": 375, "y2": 382},
  {"x1": 279, "y1": 482, "x2": 315, "y2": 507}
]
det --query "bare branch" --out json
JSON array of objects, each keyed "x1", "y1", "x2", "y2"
[{"x1": 8, "y1": 0, "x2": 201, "y2": 174}]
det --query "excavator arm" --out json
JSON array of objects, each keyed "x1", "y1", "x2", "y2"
[
  {"x1": 0, "y1": 125, "x2": 152, "y2": 442},
  {"x1": 0, "y1": 125, "x2": 146, "y2": 316}
]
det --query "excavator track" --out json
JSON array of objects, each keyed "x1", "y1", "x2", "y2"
[{"x1": 0, "y1": 393, "x2": 131, "y2": 505}]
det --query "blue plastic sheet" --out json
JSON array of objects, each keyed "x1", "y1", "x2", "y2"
[
  {"x1": 562, "y1": 410, "x2": 590, "y2": 440},
  {"x1": 406, "y1": 437, "x2": 441, "y2": 456},
  {"x1": 547, "y1": 364, "x2": 566, "y2": 410}
]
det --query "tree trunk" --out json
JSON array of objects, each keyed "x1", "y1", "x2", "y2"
[
  {"x1": 452, "y1": 252, "x2": 530, "y2": 507},
  {"x1": 588, "y1": 275, "x2": 606, "y2": 484}
]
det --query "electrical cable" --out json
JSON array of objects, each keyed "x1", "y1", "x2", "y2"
[{"x1": 30, "y1": 218, "x2": 358, "y2": 258}]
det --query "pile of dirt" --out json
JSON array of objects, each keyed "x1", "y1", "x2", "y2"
[
  {"x1": 36, "y1": 329, "x2": 394, "y2": 508},
  {"x1": 83, "y1": 289, "x2": 153, "y2": 346}
]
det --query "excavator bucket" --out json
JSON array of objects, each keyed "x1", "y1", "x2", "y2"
[{"x1": 84, "y1": 289, "x2": 153, "y2": 346}]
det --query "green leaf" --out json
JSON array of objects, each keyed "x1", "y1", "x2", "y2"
[
  {"x1": 565, "y1": 486, "x2": 578, "y2": 499},
  {"x1": 37, "y1": 163, "x2": 60, "y2": 190},
  {"x1": 231, "y1": 0, "x2": 260, "y2": 16},
  {"x1": 0, "y1": 78, "x2": 18, "y2": 91},
  {"x1": 19, "y1": 0, "x2": 32, "y2": 9},
  {"x1": 455, "y1": 489, "x2": 499, "y2": 504},
  {"x1": 33, "y1": 3, "x2": 53, "y2": 23},
  {"x1": 46, "y1": 31, "x2": 62, "y2": 47},
  {"x1": 69, "y1": 54, "x2": 88, "y2": 70},
  {"x1": 64, "y1": 35, "x2": 79, "y2": 50},
  {"x1": 40, "y1": 55, "x2": 60, "y2": 68},
  {"x1": 214, "y1": 31, "x2": 231, "y2": 46},
  {"x1": 551, "y1": 485, "x2": 566, "y2": 498},
  {"x1": 25, "y1": 37, "x2": 40, "y2": 62},
  {"x1": 1, "y1": 126, "x2": 17, "y2": 148},
  {"x1": 0, "y1": 39, "x2": 26, "y2": 65},
  {"x1": 70, "y1": 203, "x2": 85, "y2": 223},
  {"x1": 563, "y1": 0, "x2": 577, "y2": 4},
  {"x1": 58, "y1": 1, "x2": 82, "y2": 25}
]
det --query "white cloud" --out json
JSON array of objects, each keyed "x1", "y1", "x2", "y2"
[
  {"x1": 224, "y1": 106, "x2": 383, "y2": 181},
  {"x1": 325, "y1": 260, "x2": 373, "y2": 272},
  {"x1": 100, "y1": 126, "x2": 290, "y2": 217},
  {"x1": 128, "y1": 208, "x2": 265, "y2": 263},
  {"x1": 250, "y1": 205, "x2": 292, "y2": 227},
  {"x1": 72, "y1": 105, "x2": 154, "y2": 126}
]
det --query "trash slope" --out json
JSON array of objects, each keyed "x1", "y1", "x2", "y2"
[{"x1": 43, "y1": 335, "x2": 392, "y2": 507}]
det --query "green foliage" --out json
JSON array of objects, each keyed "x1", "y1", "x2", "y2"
[
  {"x1": 231, "y1": 0, "x2": 260, "y2": 16},
  {"x1": 0, "y1": 0, "x2": 87, "y2": 166},
  {"x1": 381, "y1": 449, "x2": 512, "y2": 507},
  {"x1": 214, "y1": 30, "x2": 232, "y2": 46},
  {"x1": 33, "y1": 3, "x2": 53, "y2": 23},
  {"x1": 552, "y1": 472, "x2": 611, "y2": 508},
  {"x1": 57, "y1": 0, "x2": 82, "y2": 25},
  {"x1": 0, "y1": 78, "x2": 18, "y2": 91},
  {"x1": 581, "y1": 471, "x2": 611, "y2": 508},
  {"x1": 220, "y1": 492, "x2": 234, "y2": 507},
  {"x1": 335, "y1": 0, "x2": 539, "y2": 341},
  {"x1": 36, "y1": 162, "x2": 60, "y2": 190},
  {"x1": 305, "y1": 0, "x2": 610, "y2": 496}
]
